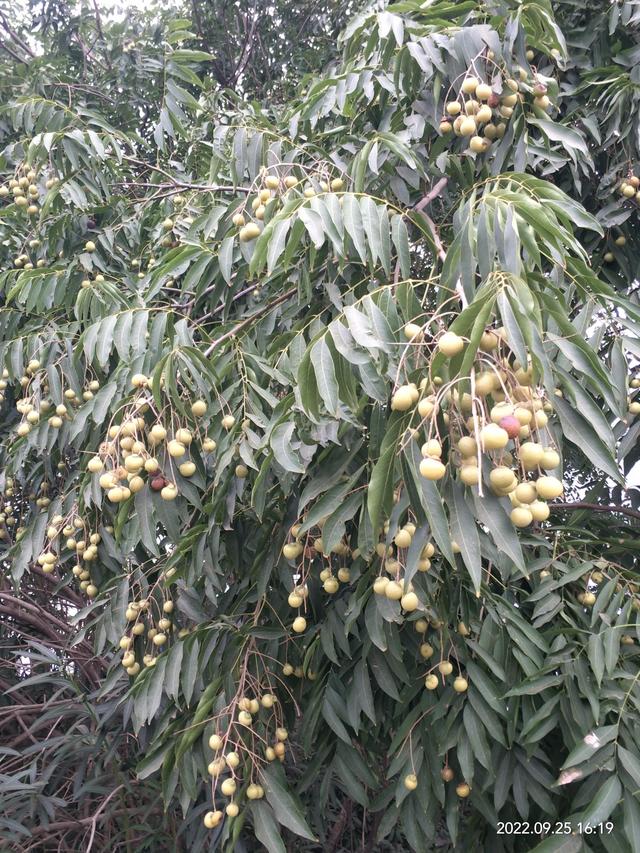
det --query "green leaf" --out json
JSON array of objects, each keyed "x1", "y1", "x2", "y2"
[
  {"x1": 367, "y1": 415, "x2": 403, "y2": 535},
  {"x1": 252, "y1": 802, "x2": 286, "y2": 853},
  {"x1": 270, "y1": 421, "x2": 306, "y2": 474},
  {"x1": 577, "y1": 775, "x2": 621, "y2": 826},
  {"x1": 311, "y1": 336, "x2": 339, "y2": 415},
  {"x1": 261, "y1": 764, "x2": 316, "y2": 841},
  {"x1": 448, "y1": 480, "x2": 481, "y2": 595}
]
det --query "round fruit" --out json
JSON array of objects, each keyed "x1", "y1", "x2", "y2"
[
  {"x1": 292, "y1": 616, "x2": 307, "y2": 633},
  {"x1": 404, "y1": 323, "x2": 423, "y2": 341},
  {"x1": 404, "y1": 773, "x2": 418, "y2": 790},
  {"x1": 536, "y1": 476, "x2": 563, "y2": 500},
  {"x1": 540, "y1": 449, "x2": 560, "y2": 470},
  {"x1": 373, "y1": 576, "x2": 389, "y2": 595},
  {"x1": 226, "y1": 802, "x2": 239, "y2": 817},
  {"x1": 420, "y1": 643, "x2": 434, "y2": 659},
  {"x1": 446, "y1": 101, "x2": 462, "y2": 116},
  {"x1": 391, "y1": 385, "x2": 414, "y2": 411},
  {"x1": 85, "y1": 241, "x2": 96, "y2": 252},
  {"x1": 232, "y1": 213, "x2": 245, "y2": 227},
  {"x1": 220, "y1": 778, "x2": 237, "y2": 797},
  {"x1": 530, "y1": 500, "x2": 550, "y2": 522},
  {"x1": 385, "y1": 581, "x2": 403, "y2": 601},
  {"x1": 469, "y1": 135, "x2": 485, "y2": 153},
  {"x1": 204, "y1": 810, "x2": 223, "y2": 828},
  {"x1": 582, "y1": 591, "x2": 596, "y2": 606},
  {"x1": 401, "y1": 592, "x2": 419, "y2": 612},
  {"x1": 456, "y1": 783, "x2": 470, "y2": 798},
  {"x1": 425, "y1": 674, "x2": 439, "y2": 690},
  {"x1": 179, "y1": 461, "x2": 196, "y2": 477},
  {"x1": 511, "y1": 507, "x2": 533, "y2": 527},
  {"x1": 514, "y1": 482, "x2": 536, "y2": 504},
  {"x1": 520, "y1": 442, "x2": 544, "y2": 470},
  {"x1": 460, "y1": 465, "x2": 479, "y2": 486},
  {"x1": 167, "y1": 440, "x2": 186, "y2": 458},
  {"x1": 481, "y1": 423, "x2": 509, "y2": 450},
  {"x1": 441, "y1": 767, "x2": 454, "y2": 782},
  {"x1": 476, "y1": 83, "x2": 492, "y2": 101},
  {"x1": 239, "y1": 223, "x2": 261, "y2": 241},
  {"x1": 191, "y1": 400, "x2": 207, "y2": 417},
  {"x1": 490, "y1": 467, "x2": 517, "y2": 492},
  {"x1": 160, "y1": 484, "x2": 178, "y2": 501},
  {"x1": 209, "y1": 734, "x2": 223, "y2": 751},
  {"x1": 461, "y1": 76, "x2": 479, "y2": 94},
  {"x1": 499, "y1": 416, "x2": 521, "y2": 439},
  {"x1": 438, "y1": 661, "x2": 453, "y2": 676},
  {"x1": 283, "y1": 542, "x2": 302, "y2": 560},
  {"x1": 419, "y1": 458, "x2": 446, "y2": 480},
  {"x1": 324, "y1": 577, "x2": 339, "y2": 594}
]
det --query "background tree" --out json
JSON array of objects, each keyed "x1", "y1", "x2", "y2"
[{"x1": 1, "y1": 1, "x2": 640, "y2": 852}]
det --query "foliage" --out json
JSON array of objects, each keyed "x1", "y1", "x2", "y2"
[{"x1": 1, "y1": 1, "x2": 640, "y2": 851}]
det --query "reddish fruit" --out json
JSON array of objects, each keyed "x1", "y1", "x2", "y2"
[
  {"x1": 488, "y1": 93, "x2": 500, "y2": 108},
  {"x1": 150, "y1": 476, "x2": 165, "y2": 491},
  {"x1": 499, "y1": 416, "x2": 521, "y2": 439}
]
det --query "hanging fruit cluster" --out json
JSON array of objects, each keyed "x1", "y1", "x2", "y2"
[
  {"x1": 440, "y1": 50, "x2": 554, "y2": 155},
  {"x1": 395, "y1": 324, "x2": 563, "y2": 530}
]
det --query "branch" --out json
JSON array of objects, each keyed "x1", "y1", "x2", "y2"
[
  {"x1": 0, "y1": 11, "x2": 35, "y2": 57},
  {"x1": 204, "y1": 287, "x2": 297, "y2": 356},
  {"x1": 549, "y1": 502, "x2": 640, "y2": 522},
  {"x1": 413, "y1": 177, "x2": 448, "y2": 213}
]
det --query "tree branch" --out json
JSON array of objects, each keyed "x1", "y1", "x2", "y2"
[
  {"x1": 204, "y1": 287, "x2": 297, "y2": 356},
  {"x1": 549, "y1": 501, "x2": 640, "y2": 522}
]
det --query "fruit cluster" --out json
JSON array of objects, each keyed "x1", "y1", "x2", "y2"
[
  {"x1": 234, "y1": 168, "x2": 345, "y2": 242},
  {"x1": 396, "y1": 325, "x2": 563, "y2": 529},
  {"x1": 439, "y1": 54, "x2": 553, "y2": 155},
  {"x1": 0, "y1": 164, "x2": 56, "y2": 217},
  {"x1": 203, "y1": 693, "x2": 287, "y2": 829}
]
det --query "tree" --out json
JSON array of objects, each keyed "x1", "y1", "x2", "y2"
[{"x1": 1, "y1": 0, "x2": 640, "y2": 851}]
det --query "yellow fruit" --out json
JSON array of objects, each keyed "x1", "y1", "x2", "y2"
[
  {"x1": 191, "y1": 400, "x2": 207, "y2": 417},
  {"x1": 469, "y1": 135, "x2": 485, "y2": 153},
  {"x1": 330, "y1": 178, "x2": 344, "y2": 192},
  {"x1": 425, "y1": 674, "x2": 439, "y2": 690},
  {"x1": 583, "y1": 591, "x2": 596, "y2": 606},
  {"x1": 540, "y1": 449, "x2": 560, "y2": 470},
  {"x1": 456, "y1": 783, "x2": 471, "y2": 797},
  {"x1": 85, "y1": 241, "x2": 96, "y2": 252},
  {"x1": 373, "y1": 576, "x2": 390, "y2": 595},
  {"x1": 453, "y1": 677, "x2": 468, "y2": 693},
  {"x1": 221, "y1": 414, "x2": 235, "y2": 430},
  {"x1": 124, "y1": 454, "x2": 144, "y2": 473},
  {"x1": 476, "y1": 83, "x2": 492, "y2": 101},
  {"x1": 226, "y1": 802, "x2": 239, "y2": 817},
  {"x1": 460, "y1": 465, "x2": 479, "y2": 486},
  {"x1": 520, "y1": 442, "x2": 544, "y2": 470},
  {"x1": 179, "y1": 461, "x2": 196, "y2": 477},
  {"x1": 239, "y1": 223, "x2": 261, "y2": 241},
  {"x1": 511, "y1": 507, "x2": 533, "y2": 527},
  {"x1": 481, "y1": 423, "x2": 509, "y2": 450},
  {"x1": 284, "y1": 176, "x2": 298, "y2": 188},
  {"x1": 461, "y1": 76, "x2": 479, "y2": 94},
  {"x1": 418, "y1": 397, "x2": 435, "y2": 418},
  {"x1": 385, "y1": 581, "x2": 404, "y2": 601},
  {"x1": 88, "y1": 456, "x2": 104, "y2": 473},
  {"x1": 161, "y1": 484, "x2": 178, "y2": 501},
  {"x1": 535, "y1": 476, "x2": 562, "y2": 500},
  {"x1": 514, "y1": 482, "x2": 536, "y2": 504},
  {"x1": 419, "y1": 458, "x2": 446, "y2": 480},
  {"x1": 283, "y1": 542, "x2": 302, "y2": 560},
  {"x1": 167, "y1": 440, "x2": 186, "y2": 457},
  {"x1": 401, "y1": 592, "x2": 419, "y2": 612},
  {"x1": 394, "y1": 529, "x2": 412, "y2": 549},
  {"x1": 438, "y1": 661, "x2": 453, "y2": 676},
  {"x1": 479, "y1": 331, "x2": 499, "y2": 351},
  {"x1": 404, "y1": 773, "x2": 418, "y2": 790},
  {"x1": 441, "y1": 767, "x2": 454, "y2": 782},
  {"x1": 490, "y1": 466, "x2": 517, "y2": 492},
  {"x1": 292, "y1": 616, "x2": 307, "y2": 633},
  {"x1": 220, "y1": 779, "x2": 237, "y2": 797},
  {"x1": 152, "y1": 633, "x2": 167, "y2": 646},
  {"x1": 446, "y1": 101, "x2": 461, "y2": 116},
  {"x1": 391, "y1": 385, "x2": 414, "y2": 411},
  {"x1": 459, "y1": 117, "x2": 477, "y2": 136},
  {"x1": 232, "y1": 213, "x2": 245, "y2": 227},
  {"x1": 404, "y1": 323, "x2": 423, "y2": 340},
  {"x1": 439, "y1": 121, "x2": 453, "y2": 134}
]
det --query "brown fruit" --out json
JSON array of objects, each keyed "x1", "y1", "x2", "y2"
[{"x1": 150, "y1": 476, "x2": 165, "y2": 491}]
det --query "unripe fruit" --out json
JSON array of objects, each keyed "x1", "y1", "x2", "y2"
[
  {"x1": 476, "y1": 83, "x2": 492, "y2": 101},
  {"x1": 226, "y1": 802, "x2": 239, "y2": 817},
  {"x1": 520, "y1": 442, "x2": 544, "y2": 470},
  {"x1": 441, "y1": 767, "x2": 454, "y2": 782},
  {"x1": 457, "y1": 436, "x2": 477, "y2": 456},
  {"x1": 179, "y1": 461, "x2": 196, "y2": 477},
  {"x1": 419, "y1": 457, "x2": 446, "y2": 480},
  {"x1": 418, "y1": 397, "x2": 435, "y2": 418},
  {"x1": 425, "y1": 674, "x2": 439, "y2": 690},
  {"x1": 292, "y1": 616, "x2": 307, "y2": 633},
  {"x1": 481, "y1": 423, "x2": 509, "y2": 450},
  {"x1": 161, "y1": 484, "x2": 178, "y2": 501},
  {"x1": 453, "y1": 677, "x2": 468, "y2": 693},
  {"x1": 582, "y1": 591, "x2": 596, "y2": 607},
  {"x1": 404, "y1": 773, "x2": 418, "y2": 790},
  {"x1": 324, "y1": 577, "x2": 339, "y2": 594},
  {"x1": 85, "y1": 241, "x2": 96, "y2": 252},
  {"x1": 167, "y1": 440, "x2": 186, "y2": 458},
  {"x1": 283, "y1": 542, "x2": 303, "y2": 560},
  {"x1": 530, "y1": 500, "x2": 550, "y2": 521},
  {"x1": 222, "y1": 414, "x2": 235, "y2": 430},
  {"x1": 511, "y1": 507, "x2": 533, "y2": 527},
  {"x1": 153, "y1": 633, "x2": 167, "y2": 646},
  {"x1": 191, "y1": 400, "x2": 207, "y2": 417},
  {"x1": 456, "y1": 783, "x2": 470, "y2": 797},
  {"x1": 235, "y1": 464, "x2": 248, "y2": 478},
  {"x1": 469, "y1": 136, "x2": 485, "y2": 153},
  {"x1": 288, "y1": 592, "x2": 303, "y2": 607},
  {"x1": 239, "y1": 223, "x2": 261, "y2": 242},
  {"x1": 536, "y1": 476, "x2": 563, "y2": 500},
  {"x1": 438, "y1": 661, "x2": 453, "y2": 676},
  {"x1": 232, "y1": 213, "x2": 245, "y2": 227},
  {"x1": 446, "y1": 101, "x2": 461, "y2": 116}
]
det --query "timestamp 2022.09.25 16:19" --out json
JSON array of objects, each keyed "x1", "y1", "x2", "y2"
[{"x1": 496, "y1": 820, "x2": 615, "y2": 837}]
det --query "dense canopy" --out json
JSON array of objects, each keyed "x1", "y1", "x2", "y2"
[{"x1": 1, "y1": 0, "x2": 640, "y2": 851}]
